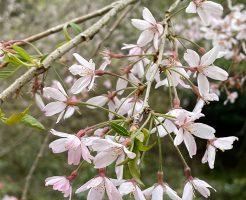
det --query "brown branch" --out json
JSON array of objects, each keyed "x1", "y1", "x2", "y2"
[
  {"x1": 21, "y1": 132, "x2": 50, "y2": 200},
  {"x1": 0, "y1": 0, "x2": 138, "y2": 105}
]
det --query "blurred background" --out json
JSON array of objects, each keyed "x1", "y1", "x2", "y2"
[{"x1": 0, "y1": 0, "x2": 245, "y2": 199}]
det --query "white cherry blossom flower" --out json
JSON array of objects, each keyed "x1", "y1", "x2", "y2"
[
  {"x1": 92, "y1": 138, "x2": 136, "y2": 172},
  {"x1": 224, "y1": 91, "x2": 238, "y2": 105},
  {"x1": 69, "y1": 53, "x2": 106, "y2": 94},
  {"x1": 49, "y1": 129, "x2": 93, "y2": 165},
  {"x1": 131, "y1": 7, "x2": 163, "y2": 49},
  {"x1": 182, "y1": 177, "x2": 215, "y2": 200},
  {"x1": 42, "y1": 81, "x2": 79, "y2": 123},
  {"x1": 119, "y1": 181, "x2": 146, "y2": 200},
  {"x1": 75, "y1": 171, "x2": 122, "y2": 200},
  {"x1": 45, "y1": 176, "x2": 72, "y2": 199},
  {"x1": 186, "y1": 0, "x2": 223, "y2": 26},
  {"x1": 144, "y1": 183, "x2": 182, "y2": 200},
  {"x1": 202, "y1": 136, "x2": 238, "y2": 169},
  {"x1": 117, "y1": 97, "x2": 143, "y2": 117}
]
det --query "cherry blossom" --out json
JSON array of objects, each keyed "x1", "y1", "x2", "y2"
[
  {"x1": 118, "y1": 180, "x2": 146, "y2": 200},
  {"x1": 186, "y1": 0, "x2": 223, "y2": 25},
  {"x1": 171, "y1": 109, "x2": 215, "y2": 158},
  {"x1": 69, "y1": 53, "x2": 106, "y2": 94},
  {"x1": 45, "y1": 176, "x2": 72, "y2": 199},
  {"x1": 182, "y1": 177, "x2": 215, "y2": 200},
  {"x1": 202, "y1": 136, "x2": 238, "y2": 169},
  {"x1": 2, "y1": 195, "x2": 18, "y2": 200},
  {"x1": 42, "y1": 81, "x2": 79, "y2": 123},
  {"x1": 131, "y1": 7, "x2": 163, "y2": 49},
  {"x1": 75, "y1": 169, "x2": 122, "y2": 200},
  {"x1": 224, "y1": 91, "x2": 238, "y2": 105},
  {"x1": 151, "y1": 117, "x2": 178, "y2": 137},
  {"x1": 49, "y1": 129, "x2": 93, "y2": 165},
  {"x1": 143, "y1": 183, "x2": 182, "y2": 200},
  {"x1": 117, "y1": 97, "x2": 143, "y2": 117},
  {"x1": 91, "y1": 138, "x2": 136, "y2": 170}
]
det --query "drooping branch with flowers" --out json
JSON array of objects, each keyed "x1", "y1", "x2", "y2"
[{"x1": 0, "y1": 0, "x2": 243, "y2": 200}]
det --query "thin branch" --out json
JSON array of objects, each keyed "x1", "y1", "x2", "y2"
[
  {"x1": 0, "y1": 0, "x2": 138, "y2": 105},
  {"x1": 21, "y1": 132, "x2": 51, "y2": 200}
]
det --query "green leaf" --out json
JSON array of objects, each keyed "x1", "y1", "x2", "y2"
[
  {"x1": 20, "y1": 114, "x2": 45, "y2": 131},
  {"x1": 69, "y1": 22, "x2": 82, "y2": 34},
  {"x1": 12, "y1": 45, "x2": 31, "y2": 62},
  {"x1": 4, "y1": 107, "x2": 29, "y2": 125},
  {"x1": 110, "y1": 123, "x2": 130, "y2": 136},
  {"x1": 63, "y1": 24, "x2": 72, "y2": 41},
  {"x1": 0, "y1": 109, "x2": 5, "y2": 121},
  {"x1": 0, "y1": 66, "x2": 20, "y2": 79},
  {"x1": 142, "y1": 128, "x2": 150, "y2": 143},
  {"x1": 135, "y1": 139, "x2": 156, "y2": 151}
]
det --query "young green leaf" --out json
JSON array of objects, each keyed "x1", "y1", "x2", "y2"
[
  {"x1": 4, "y1": 107, "x2": 29, "y2": 125},
  {"x1": 0, "y1": 66, "x2": 20, "y2": 79},
  {"x1": 20, "y1": 114, "x2": 45, "y2": 131},
  {"x1": 69, "y1": 22, "x2": 82, "y2": 34},
  {"x1": 110, "y1": 123, "x2": 130, "y2": 136},
  {"x1": 12, "y1": 45, "x2": 31, "y2": 62},
  {"x1": 135, "y1": 139, "x2": 156, "y2": 152},
  {"x1": 63, "y1": 24, "x2": 72, "y2": 41}
]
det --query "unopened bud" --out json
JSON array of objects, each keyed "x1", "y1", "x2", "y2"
[{"x1": 198, "y1": 47, "x2": 206, "y2": 55}]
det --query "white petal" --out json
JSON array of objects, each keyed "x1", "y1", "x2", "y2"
[
  {"x1": 142, "y1": 7, "x2": 156, "y2": 24},
  {"x1": 207, "y1": 145, "x2": 216, "y2": 169},
  {"x1": 105, "y1": 178, "x2": 123, "y2": 200},
  {"x1": 174, "y1": 128, "x2": 184, "y2": 145},
  {"x1": 116, "y1": 77, "x2": 128, "y2": 95},
  {"x1": 93, "y1": 151, "x2": 118, "y2": 168},
  {"x1": 201, "y1": 46, "x2": 220, "y2": 66},
  {"x1": 91, "y1": 139, "x2": 117, "y2": 151},
  {"x1": 64, "y1": 106, "x2": 75, "y2": 119},
  {"x1": 119, "y1": 182, "x2": 135, "y2": 195},
  {"x1": 123, "y1": 147, "x2": 136, "y2": 159},
  {"x1": 50, "y1": 129, "x2": 71, "y2": 138},
  {"x1": 131, "y1": 19, "x2": 152, "y2": 30},
  {"x1": 183, "y1": 132, "x2": 197, "y2": 158},
  {"x1": 69, "y1": 64, "x2": 84, "y2": 76},
  {"x1": 184, "y1": 49, "x2": 200, "y2": 67},
  {"x1": 137, "y1": 30, "x2": 154, "y2": 47},
  {"x1": 186, "y1": 2, "x2": 197, "y2": 13},
  {"x1": 55, "y1": 81, "x2": 67, "y2": 97},
  {"x1": 68, "y1": 147, "x2": 81, "y2": 165},
  {"x1": 49, "y1": 138, "x2": 68, "y2": 153},
  {"x1": 197, "y1": 8, "x2": 210, "y2": 26},
  {"x1": 43, "y1": 102, "x2": 66, "y2": 116},
  {"x1": 35, "y1": 94, "x2": 45, "y2": 110},
  {"x1": 76, "y1": 177, "x2": 103, "y2": 193},
  {"x1": 213, "y1": 136, "x2": 238, "y2": 150},
  {"x1": 70, "y1": 77, "x2": 90, "y2": 94},
  {"x1": 134, "y1": 186, "x2": 146, "y2": 200},
  {"x1": 203, "y1": 65, "x2": 228, "y2": 81},
  {"x1": 190, "y1": 123, "x2": 215, "y2": 139},
  {"x1": 182, "y1": 182, "x2": 193, "y2": 200},
  {"x1": 87, "y1": 183, "x2": 105, "y2": 200},
  {"x1": 43, "y1": 87, "x2": 67, "y2": 101},
  {"x1": 73, "y1": 53, "x2": 94, "y2": 69},
  {"x1": 86, "y1": 96, "x2": 108, "y2": 109},
  {"x1": 143, "y1": 186, "x2": 155, "y2": 197},
  {"x1": 152, "y1": 185, "x2": 163, "y2": 200},
  {"x1": 115, "y1": 154, "x2": 125, "y2": 180},
  {"x1": 192, "y1": 179, "x2": 213, "y2": 198},
  {"x1": 197, "y1": 73, "x2": 209, "y2": 97},
  {"x1": 165, "y1": 185, "x2": 182, "y2": 200}
]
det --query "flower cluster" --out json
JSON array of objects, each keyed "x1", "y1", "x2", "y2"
[{"x1": 40, "y1": 2, "x2": 239, "y2": 200}]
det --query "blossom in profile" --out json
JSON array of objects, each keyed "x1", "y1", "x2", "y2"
[
  {"x1": 75, "y1": 169, "x2": 122, "y2": 200},
  {"x1": 43, "y1": 81, "x2": 79, "y2": 123},
  {"x1": 202, "y1": 136, "x2": 238, "y2": 169},
  {"x1": 118, "y1": 180, "x2": 146, "y2": 200},
  {"x1": 186, "y1": 0, "x2": 223, "y2": 25},
  {"x1": 182, "y1": 177, "x2": 215, "y2": 200},
  {"x1": 131, "y1": 7, "x2": 163, "y2": 49},
  {"x1": 49, "y1": 129, "x2": 93, "y2": 165}
]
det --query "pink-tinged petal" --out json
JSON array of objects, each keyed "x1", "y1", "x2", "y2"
[
  {"x1": 88, "y1": 75, "x2": 95, "y2": 91},
  {"x1": 207, "y1": 145, "x2": 216, "y2": 169},
  {"x1": 128, "y1": 73, "x2": 140, "y2": 85},
  {"x1": 131, "y1": 19, "x2": 152, "y2": 30},
  {"x1": 133, "y1": 61, "x2": 145, "y2": 78},
  {"x1": 108, "y1": 101, "x2": 116, "y2": 119},
  {"x1": 93, "y1": 151, "x2": 118, "y2": 168},
  {"x1": 201, "y1": 46, "x2": 220, "y2": 66},
  {"x1": 184, "y1": 49, "x2": 200, "y2": 67},
  {"x1": 183, "y1": 132, "x2": 197, "y2": 158},
  {"x1": 49, "y1": 138, "x2": 68, "y2": 153},
  {"x1": 68, "y1": 146, "x2": 81, "y2": 165},
  {"x1": 43, "y1": 102, "x2": 66, "y2": 116},
  {"x1": 197, "y1": 8, "x2": 210, "y2": 26},
  {"x1": 119, "y1": 182, "x2": 135, "y2": 195},
  {"x1": 45, "y1": 176, "x2": 66, "y2": 186},
  {"x1": 137, "y1": 30, "x2": 155, "y2": 47},
  {"x1": 55, "y1": 81, "x2": 67, "y2": 97},
  {"x1": 87, "y1": 183, "x2": 105, "y2": 200},
  {"x1": 123, "y1": 147, "x2": 136, "y2": 159},
  {"x1": 190, "y1": 123, "x2": 215, "y2": 139},
  {"x1": 56, "y1": 110, "x2": 65, "y2": 123},
  {"x1": 152, "y1": 185, "x2": 163, "y2": 200},
  {"x1": 81, "y1": 143, "x2": 93, "y2": 163},
  {"x1": 134, "y1": 185, "x2": 146, "y2": 200},
  {"x1": 105, "y1": 178, "x2": 122, "y2": 200},
  {"x1": 165, "y1": 185, "x2": 182, "y2": 200},
  {"x1": 116, "y1": 77, "x2": 128, "y2": 95},
  {"x1": 192, "y1": 179, "x2": 213, "y2": 197},
  {"x1": 182, "y1": 182, "x2": 193, "y2": 200},
  {"x1": 156, "y1": 23, "x2": 164, "y2": 35},
  {"x1": 202, "y1": 1, "x2": 223, "y2": 17},
  {"x1": 186, "y1": 2, "x2": 197, "y2": 13},
  {"x1": 86, "y1": 96, "x2": 108, "y2": 109},
  {"x1": 153, "y1": 33, "x2": 159, "y2": 50},
  {"x1": 76, "y1": 177, "x2": 103, "y2": 193},
  {"x1": 174, "y1": 128, "x2": 184, "y2": 145},
  {"x1": 203, "y1": 65, "x2": 228, "y2": 81},
  {"x1": 213, "y1": 136, "x2": 238, "y2": 150},
  {"x1": 64, "y1": 106, "x2": 75, "y2": 119},
  {"x1": 73, "y1": 53, "x2": 95, "y2": 69},
  {"x1": 50, "y1": 129, "x2": 71, "y2": 138},
  {"x1": 198, "y1": 73, "x2": 209, "y2": 97},
  {"x1": 70, "y1": 77, "x2": 90, "y2": 94},
  {"x1": 143, "y1": 186, "x2": 155, "y2": 197},
  {"x1": 115, "y1": 154, "x2": 125, "y2": 180},
  {"x1": 35, "y1": 94, "x2": 45, "y2": 110},
  {"x1": 91, "y1": 139, "x2": 116, "y2": 151},
  {"x1": 43, "y1": 87, "x2": 67, "y2": 101},
  {"x1": 202, "y1": 148, "x2": 208, "y2": 164},
  {"x1": 142, "y1": 7, "x2": 156, "y2": 24}
]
